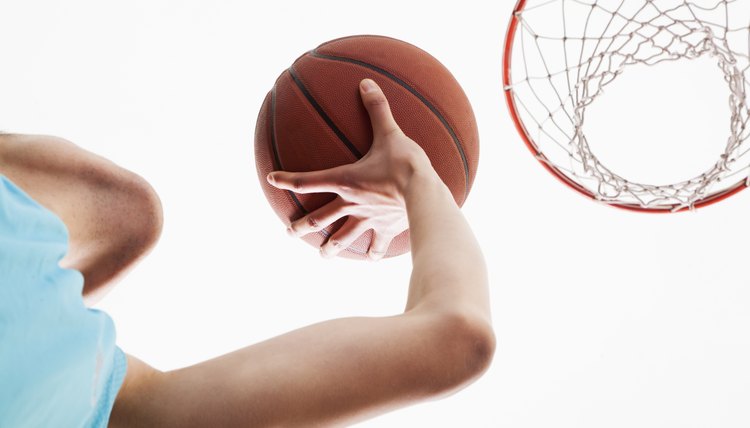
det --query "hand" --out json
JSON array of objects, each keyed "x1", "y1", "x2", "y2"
[{"x1": 267, "y1": 78, "x2": 436, "y2": 260}]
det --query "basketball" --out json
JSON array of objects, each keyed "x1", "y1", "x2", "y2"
[{"x1": 254, "y1": 35, "x2": 479, "y2": 259}]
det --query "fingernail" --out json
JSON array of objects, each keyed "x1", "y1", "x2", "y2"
[
  {"x1": 266, "y1": 173, "x2": 276, "y2": 184},
  {"x1": 360, "y1": 79, "x2": 376, "y2": 93}
]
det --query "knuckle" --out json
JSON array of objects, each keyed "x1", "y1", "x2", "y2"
[
  {"x1": 306, "y1": 216, "x2": 318, "y2": 229},
  {"x1": 320, "y1": 242, "x2": 339, "y2": 258},
  {"x1": 338, "y1": 200, "x2": 354, "y2": 215},
  {"x1": 366, "y1": 94, "x2": 389, "y2": 108},
  {"x1": 292, "y1": 178, "x2": 304, "y2": 191},
  {"x1": 368, "y1": 249, "x2": 385, "y2": 260},
  {"x1": 321, "y1": 239, "x2": 345, "y2": 257},
  {"x1": 288, "y1": 222, "x2": 301, "y2": 236},
  {"x1": 339, "y1": 172, "x2": 356, "y2": 191}
]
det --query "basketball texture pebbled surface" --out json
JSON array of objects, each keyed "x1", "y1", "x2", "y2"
[{"x1": 255, "y1": 35, "x2": 479, "y2": 259}]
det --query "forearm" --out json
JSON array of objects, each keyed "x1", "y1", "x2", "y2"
[{"x1": 402, "y1": 166, "x2": 491, "y2": 323}]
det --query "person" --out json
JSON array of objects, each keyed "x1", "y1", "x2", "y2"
[{"x1": 0, "y1": 79, "x2": 495, "y2": 427}]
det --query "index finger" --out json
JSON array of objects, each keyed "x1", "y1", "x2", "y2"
[{"x1": 267, "y1": 166, "x2": 348, "y2": 195}]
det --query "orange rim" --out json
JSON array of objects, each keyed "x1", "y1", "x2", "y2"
[{"x1": 502, "y1": 0, "x2": 747, "y2": 212}]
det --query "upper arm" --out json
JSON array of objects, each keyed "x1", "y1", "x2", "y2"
[
  {"x1": 110, "y1": 312, "x2": 493, "y2": 428},
  {"x1": 0, "y1": 133, "x2": 163, "y2": 302}
]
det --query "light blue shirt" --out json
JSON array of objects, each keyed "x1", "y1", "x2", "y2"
[{"x1": 0, "y1": 175, "x2": 126, "y2": 428}]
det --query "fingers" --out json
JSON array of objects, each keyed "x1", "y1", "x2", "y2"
[
  {"x1": 288, "y1": 197, "x2": 350, "y2": 237},
  {"x1": 359, "y1": 79, "x2": 402, "y2": 138},
  {"x1": 320, "y1": 218, "x2": 370, "y2": 259},
  {"x1": 367, "y1": 231, "x2": 394, "y2": 261},
  {"x1": 267, "y1": 167, "x2": 347, "y2": 195}
]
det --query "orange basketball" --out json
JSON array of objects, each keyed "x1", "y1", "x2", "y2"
[{"x1": 254, "y1": 35, "x2": 479, "y2": 259}]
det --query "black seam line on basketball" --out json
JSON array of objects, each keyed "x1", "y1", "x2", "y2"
[
  {"x1": 287, "y1": 66, "x2": 363, "y2": 159},
  {"x1": 310, "y1": 50, "x2": 470, "y2": 198},
  {"x1": 273, "y1": 85, "x2": 332, "y2": 243},
  {"x1": 271, "y1": 85, "x2": 307, "y2": 215}
]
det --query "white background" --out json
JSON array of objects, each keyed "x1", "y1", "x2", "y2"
[{"x1": 1, "y1": 1, "x2": 749, "y2": 427}]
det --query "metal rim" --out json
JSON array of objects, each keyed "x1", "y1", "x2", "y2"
[{"x1": 501, "y1": 0, "x2": 748, "y2": 212}]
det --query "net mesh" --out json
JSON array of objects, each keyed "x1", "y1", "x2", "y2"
[{"x1": 505, "y1": 0, "x2": 750, "y2": 210}]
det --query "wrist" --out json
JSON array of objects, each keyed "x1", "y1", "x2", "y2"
[{"x1": 398, "y1": 157, "x2": 445, "y2": 202}]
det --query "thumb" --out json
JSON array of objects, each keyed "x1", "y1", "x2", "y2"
[{"x1": 359, "y1": 79, "x2": 402, "y2": 138}]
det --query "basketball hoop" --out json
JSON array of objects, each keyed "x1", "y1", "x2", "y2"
[{"x1": 503, "y1": 0, "x2": 750, "y2": 211}]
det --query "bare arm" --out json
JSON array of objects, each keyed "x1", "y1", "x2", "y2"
[
  {"x1": 402, "y1": 167, "x2": 491, "y2": 319},
  {"x1": 111, "y1": 79, "x2": 493, "y2": 427},
  {"x1": 0, "y1": 134, "x2": 163, "y2": 303}
]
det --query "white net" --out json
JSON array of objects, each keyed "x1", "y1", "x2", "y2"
[{"x1": 504, "y1": 0, "x2": 750, "y2": 210}]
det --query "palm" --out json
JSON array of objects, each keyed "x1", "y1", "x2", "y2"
[{"x1": 267, "y1": 79, "x2": 432, "y2": 260}]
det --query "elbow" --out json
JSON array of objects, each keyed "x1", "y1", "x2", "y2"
[
  {"x1": 444, "y1": 311, "x2": 496, "y2": 385},
  {"x1": 421, "y1": 310, "x2": 496, "y2": 397},
  {"x1": 97, "y1": 166, "x2": 163, "y2": 265},
  {"x1": 123, "y1": 172, "x2": 164, "y2": 255}
]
